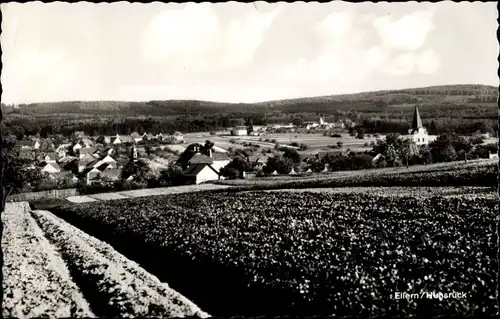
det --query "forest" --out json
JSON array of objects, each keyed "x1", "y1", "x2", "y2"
[{"x1": 1, "y1": 84, "x2": 497, "y2": 138}]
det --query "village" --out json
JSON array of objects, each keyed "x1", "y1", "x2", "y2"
[{"x1": 8, "y1": 106, "x2": 497, "y2": 192}]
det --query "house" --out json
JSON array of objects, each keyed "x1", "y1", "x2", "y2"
[
  {"x1": 400, "y1": 105, "x2": 429, "y2": 146},
  {"x1": 145, "y1": 133, "x2": 155, "y2": 141},
  {"x1": 112, "y1": 134, "x2": 122, "y2": 145},
  {"x1": 43, "y1": 153, "x2": 57, "y2": 164},
  {"x1": 231, "y1": 126, "x2": 248, "y2": 136},
  {"x1": 41, "y1": 162, "x2": 61, "y2": 174},
  {"x1": 92, "y1": 155, "x2": 117, "y2": 169},
  {"x1": 183, "y1": 163, "x2": 224, "y2": 185},
  {"x1": 489, "y1": 152, "x2": 498, "y2": 160},
  {"x1": 33, "y1": 140, "x2": 41, "y2": 150},
  {"x1": 155, "y1": 133, "x2": 165, "y2": 141},
  {"x1": 86, "y1": 167, "x2": 102, "y2": 185},
  {"x1": 181, "y1": 148, "x2": 229, "y2": 185},
  {"x1": 209, "y1": 150, "x2": 231, "y2": 172},
  {"x1": 100, "y1": 168, "x2": 121, "y2": 182},
  {"x1": 78, "y1": 159, "x2": 95, "y2": 173}
]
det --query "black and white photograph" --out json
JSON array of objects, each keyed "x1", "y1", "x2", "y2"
[{"x1": 0, "y1": 1, "x2": 498, "y2": 318}]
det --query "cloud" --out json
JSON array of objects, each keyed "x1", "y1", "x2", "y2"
[
  {"x1": 382, "y1": 52, "x2": 417, "y2": 76},
  {"x1": 379, "y1": 50, "x2": 441, "y2": 76},
  {"x1": 416, "y1": 50, "x2": 440, "y2": 74},
  {"x1": 317, "y1": 11, "x2": 353, "y2": 38},
  {"x1": 373, "y1": 8, "x2": 436, "y2": 51},
  {"x1": 140, "y1": 4, "x2": 219, "y2": 64},
  {"x1": 364, "y1": 46, "x2": 391, "y2": 69},
  {"x1": 140, "y1": 3, "x2": 279, "y2": 72}
]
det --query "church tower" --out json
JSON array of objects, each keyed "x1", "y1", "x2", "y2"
[
  {"x1": 131, "y1": 143, "x2": 138, "y2": 162},
  {"x1": 408, "y1": 105, "x2": 428, "y2": 145}
]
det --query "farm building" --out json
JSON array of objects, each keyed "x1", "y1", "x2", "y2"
[
  {"x1": 231, "y1": 126, "x2": 248, "y2": 136},
  {"x1": 181, "y1": 147, "x2": 229, "y2": 184},
  {"x1": 183, "y1": 163, "x2": 224, "y2": 185}
]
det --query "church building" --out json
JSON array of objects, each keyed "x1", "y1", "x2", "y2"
[{"x1": 401, "y1": 105, "x2": 429, "y2": 145}]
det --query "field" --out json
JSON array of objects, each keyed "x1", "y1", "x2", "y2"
[
  {"x1": 214, "y1": 159, "x2": 498, "y2": 190},
  {"x1": 2, "y1": 202, "x2": 209, "y2": 318},
  {"x1": 48, "y1": 187, "x2": 498, "y2": 317},
  {"x1": 183, "y1": 131, "x2": 376, "y2": 152}
]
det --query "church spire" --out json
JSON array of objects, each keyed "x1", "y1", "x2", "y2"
[{"x1": 411, "y1": 105, "x2": 423, "y2": 130}]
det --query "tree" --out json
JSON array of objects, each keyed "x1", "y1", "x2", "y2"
[
  {"x1": 292, "y1": 116, "x2": 304, "y2": 127},
  {"x1": 398, "y1": 138, "x2": 419, "y2": 168},
  {"x1": 145, "y1": 145, "x2": 152, "y2": 156},
  {"x1": 2, "y1": 150, "x2": 45, "y2": 194},
  {"x1": 454, "y1": 136, "x2": 473, "y2": 163},
  {"x1": 282, "y1": 148, "x2": 301, "y2": 164},
  {"x1": 246, "y1": 119, "x2": 254, "y2": 135},
  {"x1": 337, "y1": 141, "x2": 343, "y2": 148},
  {"x1": 418, "y1": 145, "x2": 433, "y2": 165},
  {"x1": 121, "y1": 159, "x2": 153, "y2": 183},
  {"x1": 221, "y1": 157, "x2": 253, "y2": 179},
  {"x1": 356, "y1": 127, "x2": 365, "y2": 139},
  {"x1": 158, "y1": 164, "x2": 184, "y2": 186}
]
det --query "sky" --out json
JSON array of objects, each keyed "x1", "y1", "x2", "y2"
[{"x1": 1, "y1": 1, "x2": 498, "y2": 104}]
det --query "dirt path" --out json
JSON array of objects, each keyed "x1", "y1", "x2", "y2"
[{"x1": 2, "y1": 202, "x2": 210, "y2": 318}]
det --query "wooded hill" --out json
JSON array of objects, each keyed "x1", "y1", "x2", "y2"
[{"x1": 2, "y1": 84, "x2": 497, "y2": 117}]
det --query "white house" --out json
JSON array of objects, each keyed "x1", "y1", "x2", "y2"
[
  {"x1": 112, "y1": 134, "x2": 122, "y2": 145},
  {"x1": 86, "y1": 167, "x2": 102, "y2": 185},
  {"x1": 489, "y1": 152, "x2": 498, "y2": 160},
  {"x1": 231, "y1": 126, "x2": 248, "y2": 136},
  {"x1": 42, "y1": 162, "x2": 61, "y2": 174},
  {"x1": 155, "y1": 133, "x2": 165, "y2": 141},
  {"x1": 92, "y1": 155, "x2": 117, "y2": 169},
  {"x1": 183, "y1": 164, "x2": 224, "y2": 185},
  {"x1": 400, "y1": 105, "x2": 429, "y2": 146}
]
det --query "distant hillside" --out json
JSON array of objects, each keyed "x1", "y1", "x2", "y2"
[{"x1": 2, "y1": 84, "x2": 497, "y2": 117}]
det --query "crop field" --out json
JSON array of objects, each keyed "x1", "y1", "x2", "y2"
[
  {"x1": 2, "y1": 202, "x2": 208, "y2": 318},
  {"x1": 215, "y1": 159, "x2": 498, "y2": 188},
  {"x1": 50, "y1": 188, "x2": 498, "y2": 317},
  {"x1": 263, "y1": 186, "x2": 496, "y2": 199}
]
